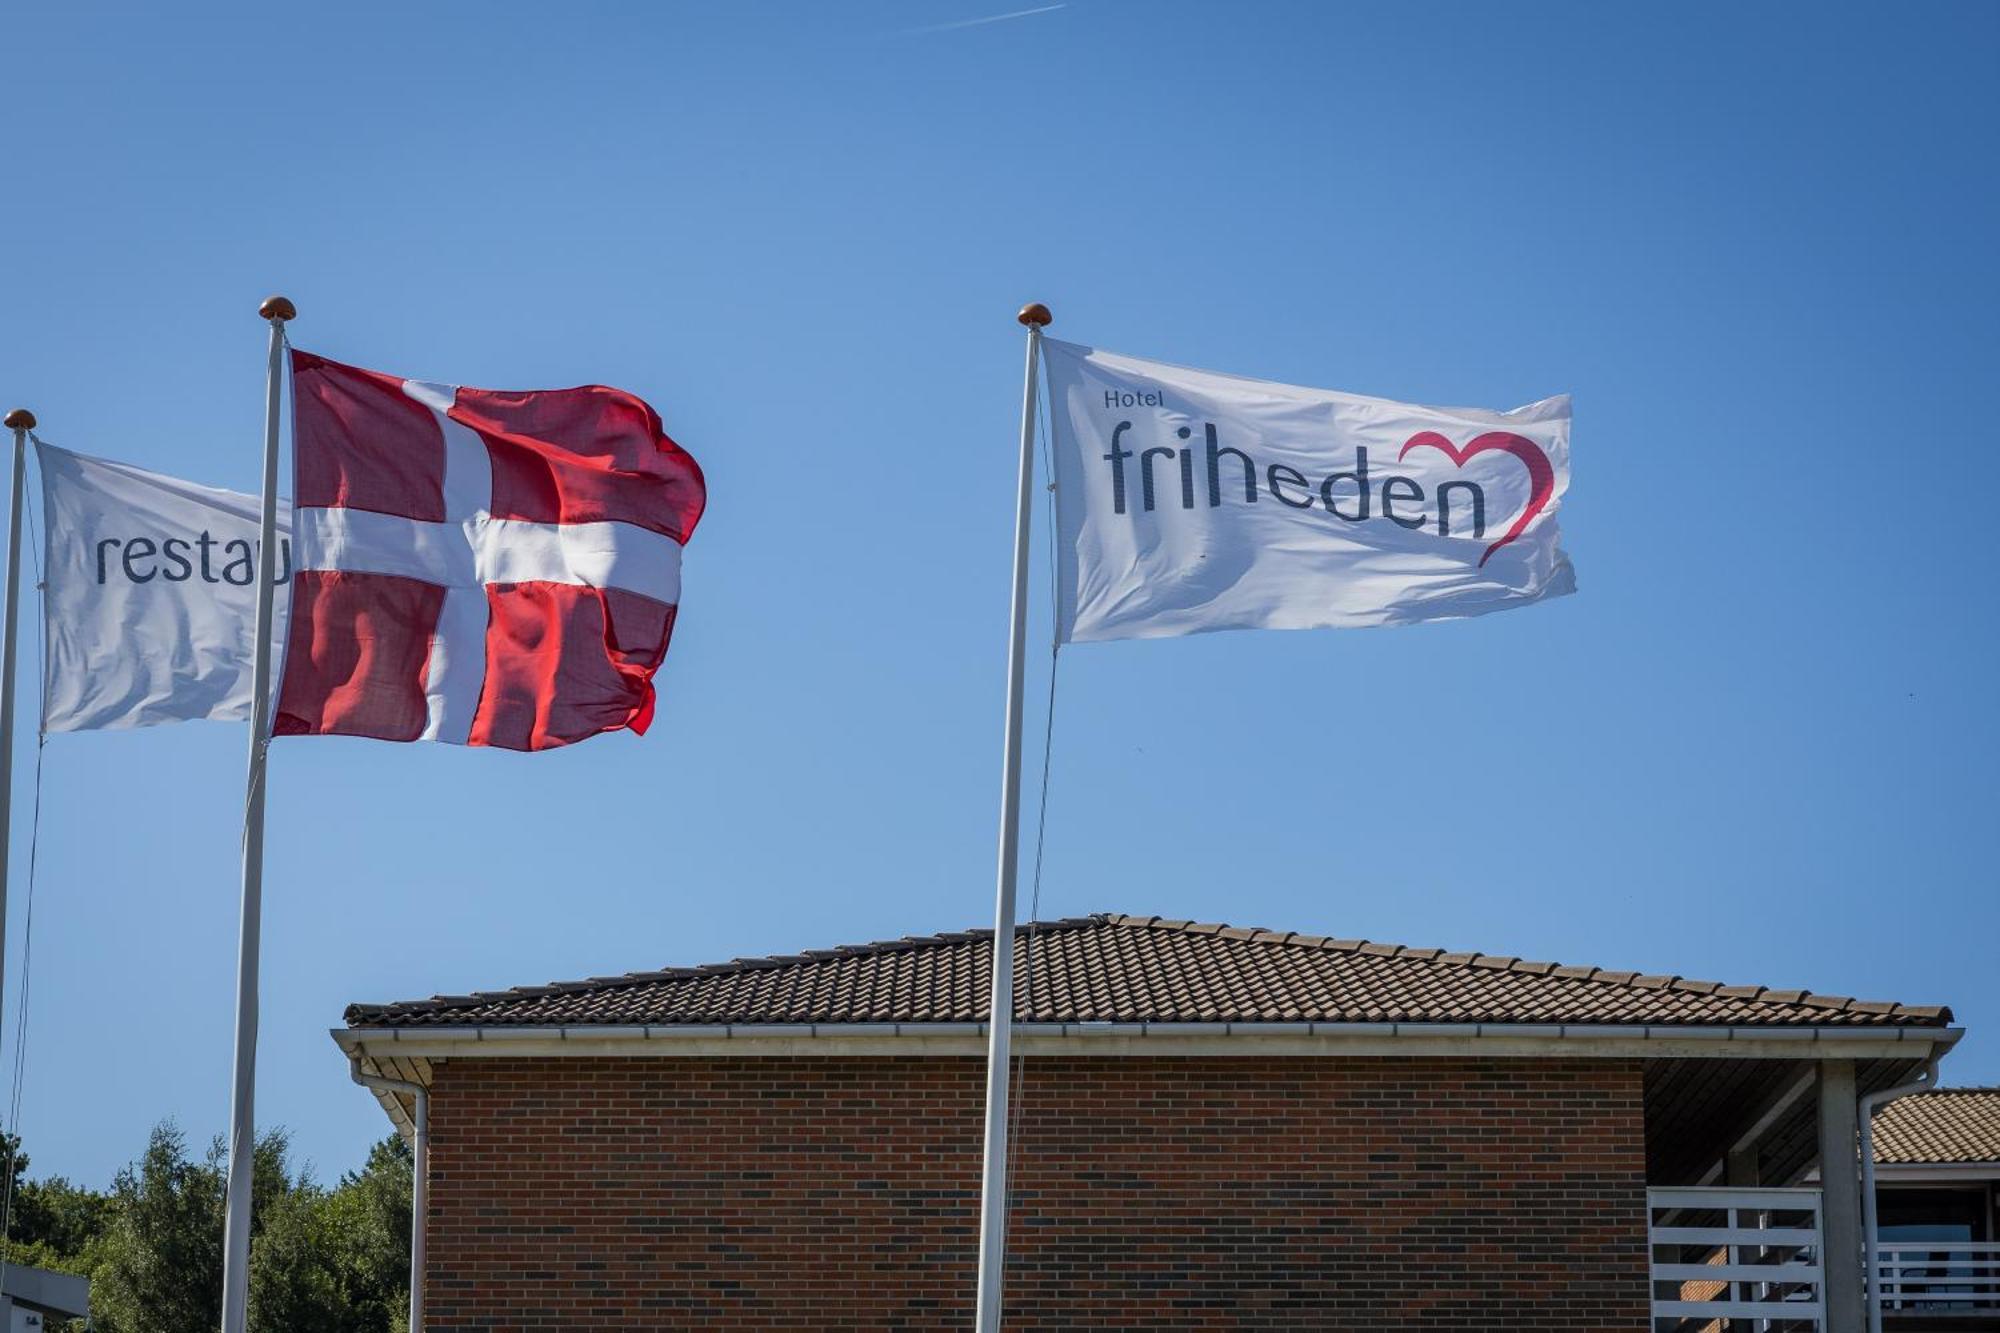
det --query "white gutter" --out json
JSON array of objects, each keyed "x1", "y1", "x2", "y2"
[
  {"x1": 1860, "y1": 1057, "x2": 1940, "y2": 1333},
  {"x1": 349, "y1": 1054, "x2": 427, "y2": 1333},
  {"x1": 1870, "y1": 1161, "x2": 2000, "y2": 1183},
  {"x1": 333, "y1": 1020, "x2": 1961, "y2": 1061}
]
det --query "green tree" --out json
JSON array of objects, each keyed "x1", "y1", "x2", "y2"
[
  {"x1": 4, "y1": 1138, "x2": 112, "y2": 1265},
  {"x1": 2, "y1": 1131, "x2": 112, "y2": 1270},
  {"x1": 246, "y1": 1128, "x2": 410, "y2": 1328},
  {"x1": 324, "y1": 1137, "x2": 414, "y2": 1333},
  {"x1": 6, "y1": 1184, "x2": 111, "y2": 1286},
  {"x1": 0, "y1": 1123, "x2": 410, "y2": 1333},
  {"x1": 248, "y1": 1138, "x2": 410, "y2": 1333},
  {"x1": 248, "y1": 1183, "x2": 343, "y2": 1333},
  {"x1": 89, "y1": 1123, "x2": 290, "y2": 1333},
  {"x1": 0, "y1": 1130, "x2": 26, "y2": 1205}
]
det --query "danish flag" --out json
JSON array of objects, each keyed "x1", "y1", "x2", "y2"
[{"x1": 274, "y1": 350, "x2": 705, "y2": 751}]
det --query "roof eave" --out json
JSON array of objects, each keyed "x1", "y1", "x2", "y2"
[
  {"x1": 333, "y1": 1020, "x2": 1963, "y2": 1065},
  {"x1": 1870, "y1": 1160, "x2": 2000, "y2": 1180}
]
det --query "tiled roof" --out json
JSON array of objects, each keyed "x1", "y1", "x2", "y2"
[
  {"x1": 1873, "y1": 1088, "x2": 2000, "y2": 1165},
  {"x1": 345, "y1": 913, "x2": 1952, "y2": 1031}
]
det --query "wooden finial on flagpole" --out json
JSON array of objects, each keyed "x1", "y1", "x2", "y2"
[
  {"x1": 1, "y1": 410, "x2": 32, "y2": 432},
  {"x1": 259, "y1": 295, "x2": 296, "y2": 322},
  {"x1": 1017, "y1": 302, "x2": 1052, "y2": 328}
]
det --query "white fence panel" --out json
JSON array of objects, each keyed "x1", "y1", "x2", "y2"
[
  {"x1": 1875, "y1": 1239, "x2": 2000, "y2": 1313},
  {"x1": 1648, "y1": 1186, "x2": 1824, "y2": 1332}
]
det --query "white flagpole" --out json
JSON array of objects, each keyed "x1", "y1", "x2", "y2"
[
  {"x1": 0, "y1": 407, "x2": 32, "y2": 1100},
  {"x1": 220, "y1": 295, "x2": 293, "y2": 1333},
  {"x1": 974, "y1": 301, "x2": 1050, "y2": 1333}
]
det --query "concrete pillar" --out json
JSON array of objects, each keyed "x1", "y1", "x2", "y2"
[
  {"x1": 1725, "y1": 1140, "x2": 1762, "y2": 1311},
  {"x1": 1819, "y1": 1059, "x2": 1864, "y2": 1332}
]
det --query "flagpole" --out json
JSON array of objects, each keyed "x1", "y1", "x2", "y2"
[
  {"x1": 974, "y1": 301, "x2": 1050, "y2": 1333},
  {"x1": 220, "y1": 295, "x2": 293, "y2": 1333},
  {"x1": 0, "y1": 407, "x2": 33, "y2": 1108}
]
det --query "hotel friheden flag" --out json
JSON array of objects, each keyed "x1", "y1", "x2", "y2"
[
  {"x1": 275, "y1": 351, "x2": 706, "y2": 750},
  {"x1": 1044, "y1": 338, "x2": 1574, "y2": 641}
]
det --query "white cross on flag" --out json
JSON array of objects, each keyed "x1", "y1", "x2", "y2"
[{"x1": 274, "y1": 350, "x2": 705, "y2": 751}]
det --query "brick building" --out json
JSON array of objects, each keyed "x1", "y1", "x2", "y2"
[{"x1": 334, "y1": 914, "x2": 1965, "y2": 1330}]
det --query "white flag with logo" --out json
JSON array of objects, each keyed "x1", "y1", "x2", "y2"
[
  {"x1": 37, "y1": 440, "x2": 289, "y2": 732},
  {"x1": 1045, "y1": 339, "x2": 1574, "y2": 642}
]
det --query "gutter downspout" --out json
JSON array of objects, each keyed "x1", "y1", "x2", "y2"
[
  {"x1": 1860, "y1": 1057, "x2": 1939, "y2": 1333},
  {"x1": 349, "y1": 1054, "x2": 427, "y2": 1333}
]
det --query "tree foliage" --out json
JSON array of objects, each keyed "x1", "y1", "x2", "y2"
[{"x1": 2, "y1": 1123, "x2": 410, "y2": 1333}]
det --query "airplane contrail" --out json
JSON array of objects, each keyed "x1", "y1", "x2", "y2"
[{"x1": 901, "y1": 3, "x2": 1067, "y2": 36}]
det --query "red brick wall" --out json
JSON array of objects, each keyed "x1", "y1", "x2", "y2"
[{"x1": 424, "y1": 1055, "x2": 1648, "y2": 1330}]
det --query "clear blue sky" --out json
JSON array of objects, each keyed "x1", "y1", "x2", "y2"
[{"x1": 1, "y1": 1, "x2": 1994, "y2": 1188}]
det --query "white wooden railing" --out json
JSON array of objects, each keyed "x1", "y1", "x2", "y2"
[
  {"x1": 1875, "y1": 1239, "x2": 2000, "y2": 1313},
  {"x1": 1649, "y1": 1186, "x2": 1826, "y2": 1331}
]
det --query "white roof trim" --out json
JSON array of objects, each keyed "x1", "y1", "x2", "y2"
[
  {"x1": 333, "y1": 1021, "x2": 1961, "y2": 1067},
  {"x1": 1871, "y1": 1162, "x2": 2000, "y2": 1182}
]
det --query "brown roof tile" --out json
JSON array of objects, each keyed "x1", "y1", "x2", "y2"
[
  {"x1": 344, "y1": 913, "x2": 1955, "y2": 1033},
  {"x1": 1873, "y1": 1088, "x2": 2000, "y2": 1165}
]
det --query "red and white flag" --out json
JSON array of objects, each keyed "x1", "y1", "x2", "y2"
[{"x1": 274, "y1": 350, "x2": 705, "y2": 751}]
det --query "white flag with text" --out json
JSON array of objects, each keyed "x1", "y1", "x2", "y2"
[
  {"x1": 38, "y1": 440, "x2": 289, "y2": 732},
  {"x1": 1046, "y1": 339, "x2": 1574, "y2": 642}
]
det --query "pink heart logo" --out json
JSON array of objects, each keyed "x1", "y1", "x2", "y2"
[{"x1": 1397, "y1": 430, "x2": 1555, "y2": 567}]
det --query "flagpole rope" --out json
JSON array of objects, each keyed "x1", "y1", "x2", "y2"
[
  {"x1": 1002, "y1": 342, "x2": 1063, "y2": 1219},
  {"x1": 1, "y1": 447, "x2": 50, "y2": 1288}
]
